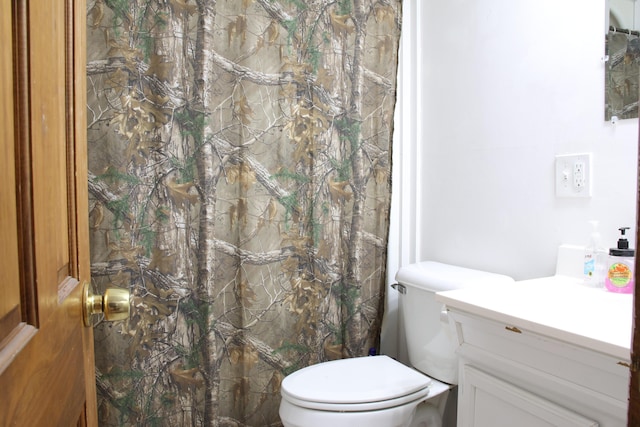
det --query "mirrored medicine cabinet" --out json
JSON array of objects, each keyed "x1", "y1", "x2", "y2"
[{"x1": 606, "y1": 0, "x2": 640, "y2": 120}]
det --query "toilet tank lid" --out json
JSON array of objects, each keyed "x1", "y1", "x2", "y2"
[
  {"x1": 395, "y1": 261, "x2": 514, "y2": 292},
  {"x1": 281, "y1": 355, "x2": 431, "y2": 405}
]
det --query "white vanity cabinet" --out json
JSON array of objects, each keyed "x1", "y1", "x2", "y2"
[{"x1": 436, "y1": 277, "x2": 631, "y2": 427}]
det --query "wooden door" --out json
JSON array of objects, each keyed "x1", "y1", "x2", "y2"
[
  {"x1": 0, "y1": 0, "x2": 97, "y2": 425},
  {"x1": 629, "y1": 116, "x2": 640, "y2": 426}
]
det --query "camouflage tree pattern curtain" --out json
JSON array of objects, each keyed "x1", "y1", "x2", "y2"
[{"x1": 86, "y1": 0, "x2": 401, "y2": 425}]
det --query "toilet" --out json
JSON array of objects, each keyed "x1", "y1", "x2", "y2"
[{"x1": 279, "y1": 261, "x2": 514, "y2": 427}]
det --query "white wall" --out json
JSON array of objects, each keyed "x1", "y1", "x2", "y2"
[{"x1": 383, "y1": 0, "x2": 638, "y2": 358}]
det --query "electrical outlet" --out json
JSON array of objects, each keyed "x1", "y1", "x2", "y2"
[{"x1": 555, "y1": 153, "x2": 592, "y2": 198}]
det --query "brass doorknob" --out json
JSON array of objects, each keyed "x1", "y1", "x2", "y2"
[{"x1": 82, "y1": 282, "x2": 130, "y2": 327}]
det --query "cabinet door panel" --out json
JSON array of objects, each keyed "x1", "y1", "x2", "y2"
[{"x1": 460, "y1": 365, "x2": 598, "y2": 427}]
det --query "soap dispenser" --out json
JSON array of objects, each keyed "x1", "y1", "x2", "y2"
[
  {"x1": 604, "y1": 227, "x2": 635, "y2": 294},
  {"x1": 583, "y1": 220, "x2": 604, "y2": 287}
]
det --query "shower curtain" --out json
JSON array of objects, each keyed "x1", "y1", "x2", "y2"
[{"x1": 86, "y1": 1, "x2": 401, "y2": 425}]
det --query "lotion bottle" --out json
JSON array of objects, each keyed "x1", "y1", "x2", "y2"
[
  {"x1": 604, "y1": 227, "x2": 635, "y2": 294},
  {"x1": 583, "y1": 220, "x2": 603, "y2": 287}
]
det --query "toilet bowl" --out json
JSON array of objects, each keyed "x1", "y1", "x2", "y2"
[
  {"x1": 279, "y1": 355, "x2": 450, "y2": 427},
  {"x1": 279, "y1": 262, "x2": 514, "y2": 427}
]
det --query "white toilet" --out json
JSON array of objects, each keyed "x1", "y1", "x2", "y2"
[{"x1": 279, "y1": 261, "x2": 514, "y2": 427}]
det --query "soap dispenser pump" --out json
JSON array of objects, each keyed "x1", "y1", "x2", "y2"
[{"x1": 604, "y1": 227, "x2": 635, "y2": 293}]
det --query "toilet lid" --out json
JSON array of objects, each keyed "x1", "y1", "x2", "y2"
[{"x1": 281, "y1": 355, "x2": 431, "y2": 405}]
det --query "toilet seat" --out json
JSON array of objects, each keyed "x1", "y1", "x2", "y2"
[{"x1": 280, "y1": 355, "x2": 433, "y2": 412}]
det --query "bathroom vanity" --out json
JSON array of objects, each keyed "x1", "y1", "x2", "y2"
[{"x1": 436, "y1": 276, "x2": 632, "y2": 427}]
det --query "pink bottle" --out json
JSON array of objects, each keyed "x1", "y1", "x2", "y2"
[{"x1": 604, "y1": 227, "x2": 635, "y2": 294}]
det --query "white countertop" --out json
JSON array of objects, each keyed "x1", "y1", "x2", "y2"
[{"x1": 436, "y1": 276, "x2": 633, "y2": 361}]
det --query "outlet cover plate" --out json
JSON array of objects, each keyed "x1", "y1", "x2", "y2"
[{"x1": 555, "y1": 153, "x2": 592, "y2": 198}]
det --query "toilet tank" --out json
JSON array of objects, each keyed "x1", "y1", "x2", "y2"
[{"x1": 395, "y1": 261, "x2": 513, "y2": 384}]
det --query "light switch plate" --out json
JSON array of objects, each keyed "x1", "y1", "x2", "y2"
[{"x1": 555, "y1": 153, "x2": 592, "y2": 198}]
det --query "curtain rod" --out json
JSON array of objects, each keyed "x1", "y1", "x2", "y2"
[{"x1": 610, "y1": 25, "x2": 640, "y2": 37}]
